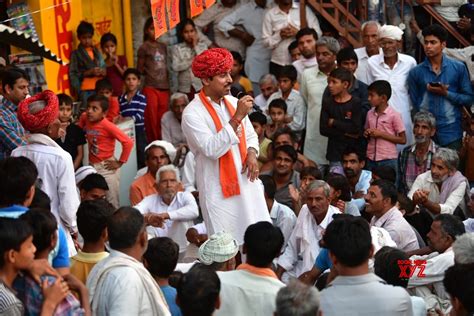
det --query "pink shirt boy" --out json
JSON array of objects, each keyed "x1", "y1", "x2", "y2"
[{"x1": 365, "y1": 106, "x2": 405, "y2": 161}]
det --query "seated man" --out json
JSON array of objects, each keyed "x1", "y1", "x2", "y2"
[
  {"x1": 261, "y1": 145, "x2": 300, "y2": 209},
  {"x1": 408, "y1": 214, "x2": 465, "y2": 312},
  {"x1": 275, "y1": 280, "x2": 320, "y2": 316},
  {"x1": 129, "y1": 140, "x2": 176, "y2": 206},
  {"x1": 215, "y1": 222, "x2": 285, "y2": 315},
  {"x1": 443, "y1": 263, "x2": 474, "y2": 316},
  {"x1": 320, "y1": 216, "x2": 413, "y2": 315},
  {"x1": 198, "y1": 231, "x2": 239, "y2": 272},
  {"x1": 79, "y1": 173, "x2": 109, "y2": 201},
  {"x1": 260, "y1": 175, "x2": 297, "y2": 250},
  {"x1": 86, "y1": 207, "x2": 170, "y2": 315},
  {"x1": 261, "y1": 127, "x2": 317, "y2": 173},
  {"x1": 277, "y1": 181, "x2": 340, "y2": 282},
  {"x1": 408, "y1": 148, "x2": 470, "y2": 217},
  {"x1": 135, "y1": 164, "x2": 199, "y2": 260},
  {"x1": 398, "y1": 111, "x2": 439, "y2": 195},
  {"x1": 161, "y1": 92, "x2": 189, "y2": 147},
  {"x1": 453, "y1": 233, "x2": 474, "y2": 264},
  {"x1": 342, "y1": 147, "x2": 372, "y2": 211},
  {"x1": 365, "y1": 179, "x2": 419, "y2": 251}
]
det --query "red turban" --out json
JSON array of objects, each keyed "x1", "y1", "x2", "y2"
[
  {"x1": 18, "y1": 90, "x2": 59, "y2": 132},
  {"x1": 192, "y1": 48, "x2": 234, "y2": 79}
]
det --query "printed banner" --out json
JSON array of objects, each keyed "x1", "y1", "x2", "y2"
[
  {"x1": 151, "y1": 0, "x2": 167, "y2": 39},
  {"x1": 189, "y1": 0, "x2": 204, "y2": 17},
  {"x1": 166, "y1": 0, "x2": 180, "y2": 30}
]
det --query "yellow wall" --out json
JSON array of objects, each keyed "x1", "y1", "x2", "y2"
[{"x1": 24, "y1": 0, "x2": 132, "y2": 94}]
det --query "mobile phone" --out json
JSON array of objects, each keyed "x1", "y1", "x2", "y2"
[{"x1": 429, "y1": 82, "x2": 442, "y2": 87}]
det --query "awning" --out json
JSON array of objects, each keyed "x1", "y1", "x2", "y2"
[{"x1": 0, "y1": 24, "x2": 66, "y2": 65}]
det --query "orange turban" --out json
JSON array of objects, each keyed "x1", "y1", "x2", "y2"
[
  {"x1": 18, "y1": 90, "x2": 59, "y2": 132},
  {"x1": 192, "y1": 48, "x2": 233, "y2": 79}
]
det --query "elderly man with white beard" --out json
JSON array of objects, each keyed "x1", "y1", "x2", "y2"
[
  {"x1": 408, "y1": 148, "x2": 470, "y2": 217},
  {"x1": 135, "y1": 164, "x2": 199, "y2": 260},
  {"x1": 398, "y1": 111, "x2": 439, "y2": 195}
]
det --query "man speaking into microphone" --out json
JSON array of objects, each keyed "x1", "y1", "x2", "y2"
[{"x1": 181, "y1": 48, "x2": 271, "y2": 246}]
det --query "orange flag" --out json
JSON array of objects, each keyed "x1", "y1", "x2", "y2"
[
  {"x1": 204, "y1": 0, "x2": 216, "y2": 9},
  {"x1": 189, "y1": 0, "x2": 204, "y2": 17},
  {"x1": 166, "y1": 0, "x2": 180, "y2": 30},
  {"x1": 151, "y1": 0, "x2": 167, "y2": 39}
]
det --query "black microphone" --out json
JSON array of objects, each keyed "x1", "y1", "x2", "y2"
[{"x1": 236, "y1": 91, "x2": 262, "y2": 113}]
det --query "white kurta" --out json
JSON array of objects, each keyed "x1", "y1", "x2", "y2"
[
  {"x1": 367, "y1": 53, "x2": 416, "y2": 147},
  {"x1": 181, "y1": 94, "x2": 271, "y2": 245},
  {"x1": 134, "y1": 191, "x2": 199, "y2": 252}
]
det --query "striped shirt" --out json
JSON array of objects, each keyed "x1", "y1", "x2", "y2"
[
  {"x1": 0, "y1": 282, "x2": 23, "y2": 316},
  {"x1": 119, "y1": 90, "x2": 147, "y2": 131},
  {"x1": 0, "y1": 98, "x2": 26, "y2": 159}
]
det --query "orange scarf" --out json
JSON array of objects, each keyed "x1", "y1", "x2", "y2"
[
  {"x1": 237, "y1": 263, "x2": 278, "y2": 279},
  {"x1": 198, "y1": 90, "x2": 247, "y2": 198}
]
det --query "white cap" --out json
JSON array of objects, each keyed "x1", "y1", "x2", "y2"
[
  {"x1": 378, "y1": 25, "x2": 404, "y2": 41},
  {"x1": 145, "y1": 140, "x2": 177, "y2": 162},
  {"x1": 75, "y1": 166, "x2": 97, "y2": 184},
  {"x1": 199, "y1": 231, "x2": 239, "y2": 265}
]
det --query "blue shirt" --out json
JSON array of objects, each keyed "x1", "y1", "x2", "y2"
[
  {"x1": 0, "y1": 98, "x2": 26, "y2": 159},
  {"x1": 0, "y1": 205, "x2": 70, "y2": 268},
  {"x1": 119, "y1": 90, "x2": 147, "y2": 131},
  {"x1": 160, "y1": 285, "x2": 182, "y2": 316},
  {"x1": 407, "y1": 55, "x2": 474, "y2": 146},
  {"x1": 315, "y1": 248, "x2": 333, "y2": 271}
]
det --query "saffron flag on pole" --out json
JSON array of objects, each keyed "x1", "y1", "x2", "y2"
[
  {"x1": 151, "y1": 0, "x2": 167, "y2": 39},
  {"x1": 166, "y1": 0, "x2": 180, "y2": 30},
  {"x1": 189, "y1": 0, "x2": 204, "y2": 17}
]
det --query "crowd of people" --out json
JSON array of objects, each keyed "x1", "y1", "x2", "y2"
[{"x1": 1, "y1": 0, "x2": 474, "y2": 315}]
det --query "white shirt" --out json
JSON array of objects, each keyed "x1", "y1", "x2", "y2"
[
  {"x1": 300, "y1": 67, "x2": 329, "y2": 165},
  {"x1": 254, "y1": 93, "x2": 270, "y2": 112},
  {"x1": 270, "y1": 200, "x2": 297, "y2": 250},
  {"x1": 266, "y1": 89, "x2": 306, "y2": 131},
  {"x1": 408, "y1": 171, "x2": 467, "y2": 215},
  {"x1": 215, "y1": 269, "x2": 285, "y2": 316},
  {"x1": 367, "y1": 52, "x2": 416, "y2": 147},
  {"x1": 354, "y1": 47, "x2": 382, "y2": 85},
  {"x1": 161, "y1": 111, "x2": 186, "y2": 147},
  {"x1": 408, "y1": 247, "x2": 455, "y2": 302},
  {"x1": 12, "y1": 135, "x2": 79, "y2": 256},
  {"x1": 293, "y1": 57, "x2": 318, "y2": 83},
  {"x1": 87, "y1": 250, "x2": 170, "y2": 316},
  {"x1": 278, "y1": 204, "x2": 340, "y2": 280},
  {"x1": 262, "y1": 3, "x2": 322, "y2": 66},
  {"x1": 181, "y1": 151, "x2": 197, "y2": 193},
  {"x1": 135, "y1": 191, "x2": 199, "y2": 252},
  {"x1": 218, "y1": 2, "x2": 272, "y2": 82},
  {"x1": 370, "y1": 206, "x2": 419, "y2": 252},
  {"x1": 181, "y1": 94, "x2": 271, "y2": 245},
  {"x1": 434, "y1": 0, "x2": 467, "y2": 22}
]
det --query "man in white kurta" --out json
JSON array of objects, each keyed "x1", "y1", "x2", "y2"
[
  {"x1": 181, "y1": 48, "x2": 271, "y2": 245},
  {"x1": 134, "y1": 165, "x2": 199, "y2": 256},
  {"x1": 366, "y1": 25, "x2": 416, "y2": 147}
]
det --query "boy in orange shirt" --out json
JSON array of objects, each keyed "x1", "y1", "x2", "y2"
[
  {"x1": 78, "y1": 94, "x2": 133, "y2": 207},
  {"x1": 95, "y1": 78, "x2": 120, "y2": 122},
  {"x1": 69, "y1": 21, "x2": 106, "y2": 107}
]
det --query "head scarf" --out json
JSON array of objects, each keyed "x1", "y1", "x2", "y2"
[
  {"x1": 199, "y1": 231, "x2": 239, "y2": 265},
  {"x1": 145, "y1": 140, "x2": 177, "y2": 162},
  {"x1": 192, "y1": 48, "x2": 233, "y2": 79},
  {"x1": 378, "y1": 25, "x2": 404, "y2": 41},
  {"x1": 75, "y1": 166, "x2": 97, "y2": 185},
  {"x1": 17, "y1": 90, "x2": 59, "y2": 132}
]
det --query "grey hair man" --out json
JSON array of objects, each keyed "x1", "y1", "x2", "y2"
[
  {"x1": 398, "y1": 111, "x2": 439, "y2": 194},
  {"x1": 354, "y1": 21, "x2": 381, "y2": 85},
  {"x1": 135, "y1": 164, "x2": 199, "y2": 259},
  {"x1": 453, "y1": 233, "x2": 474, "y2": 264},
  {"x1": 254, "y1": 74, "x2": 279, "y2": 112},
  {"x1": 161, "y1": 92, "x2": 189, "y2": 147},
  {"x1": 276, "y1": 180, "x2": 341, "y2": 282},
  {"x1": 274, "y1": 280, "x2": 320, "y2": 316},
  {"x1": 301, "y1": 37, "x2": 340, "y2": 172},
  {"x1": 409, "y1": 148, "x2": 470, "y2": 216}
]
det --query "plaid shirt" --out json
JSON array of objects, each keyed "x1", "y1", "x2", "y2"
[
  {"x1": 398, "y1": 141, "x2": 439, "y2": 194},
  {"x1": 0, "y1": 97, "x2": 26, "y2": 159},
  {"x1": 14, "y1": 275, "x2": 85, "y2": 316}
]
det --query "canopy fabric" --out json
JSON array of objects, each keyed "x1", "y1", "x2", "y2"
[{"x1": 0, "y1": 24, "x2": 65, "y2": 65}]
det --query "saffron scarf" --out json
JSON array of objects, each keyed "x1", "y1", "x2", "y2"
[{"x1": 198, "y1": 90, "x2": 247, "y2": 198}]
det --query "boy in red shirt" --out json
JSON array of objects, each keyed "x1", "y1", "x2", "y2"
[
  {"x1": 79, "y1": 94, "x2": 133, "y2": 207},
  {"x1": 95, "y1": 79, "x2": 120, "y2": 123}
]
